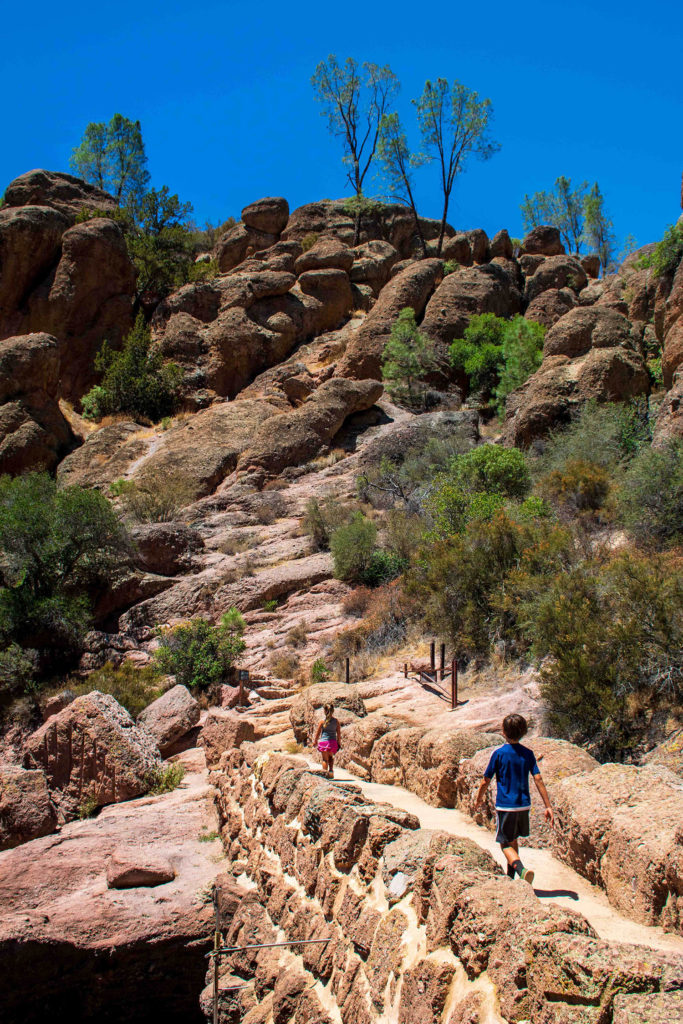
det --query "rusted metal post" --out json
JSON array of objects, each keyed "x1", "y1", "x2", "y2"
[
  {"x1": 404, "y1": 663, "x2": 408, "y2": 679},
  {"x1": 439, "y1": 643, "x2": 446, "y2": 681},
  {"x1": 345, "y1": 658, "x2": 350, "y2": 685},
  {"x1": 213, "y1": 888, "x2": 220, "y2": 1024},
  {"x1": 451, "y1": 659, "x2": 458, "y2": 709},
  {"x1": 430, "y1": 641, "x2": 435, "y2": 673}
]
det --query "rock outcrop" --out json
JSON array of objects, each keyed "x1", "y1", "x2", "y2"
[
  {"x1": 23, "y1": 691, "x2": 161, "y2": 821},
  {"x1": 200, "y1": 711, "x2": 257, "y2": 768},
  {"x1": 421, "y1": 261, "x2": 521, "y2": 347},
  {"x1": 137, "y1": 685, "x2": 200, "y2": 757},
  {"x1": 289, "y1": 683, "x2": 368, "y2": 744},
  {"x1": 3, "y1": 169, "x2": 118, "y2": 218},
  {"x1": 0, "y1": 766, "x2": 57, "y2": 850}
]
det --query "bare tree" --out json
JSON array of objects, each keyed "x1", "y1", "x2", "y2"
[
  {"x1": 376, "y1": 113, "x2": 427, "y2": 256},
  {"x1": 414, "y1": 79, "x2": 499, "y2": 256},
  {"x1": 312, "y1": 55, "x2": 399, "y2": 243}
]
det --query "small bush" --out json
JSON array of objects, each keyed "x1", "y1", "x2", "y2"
[
  {"x1": 78, "y1": 792, "x2": 99, "y2": 819},
  {"x1": 493, "y1": 317, "x2": 545, "y2": 411},
  {"x1": 452, "y1": 444, "x2": 531, "y2": 498},
  {"x1": 118, "y1": 468, "x2": 196, "y2": 523},
  {"x1": 381, "y1": 308, "x2": 438, "y2": 408},
  {"x1": 146, "y1": 762, "x2": 186, "y2": 795},
  {"x1": 301, "y1": 232, "x2": 319, "y2": 252},
  {"x1": 253, "y1": 493, "x2": 287, "y2": 525},
  {"x1": 263, "y1": 599, "x2": 278, "y2": 613},
  {"x1": 284, "y1": 739, "x2": 303, "y2": 754},
  {"x1": 286, "y1": 622, "x2": 308, "y2": 648},
  {"x1": 154, "y1": 608, "x2": 246, "y2": 690},
  {"x1": 81, "y1": 314, "x2": 183, "y2": 423},
  {"x1": 536, "y1": 400, "x2": 650, "y2": 475},
  {"x1": 360, "y1": 549, "x2": 408, "y2": 587},
  {"x1": 539, "y1": 459, "x2": 611, "y2": 514},
  {"x1": 443, "y1": 259, "x2": 460, "y2": 275},
  {"x1": 341, "y1": 587, "x2": 373, "y2": 618},
  {"x1": 330, "y1": 512, "x2": 377, "y2": 582},
  {"x1": 268, "y1": 651, "x2": 300, "y2": 679},
  {"x1": 638, "y1": 223, "x2": 683, "y2": 278},
  {"x1": 219, "y1": 532, "x2": 259, "y2": 556},
  {"x1": 66, "y1": 662, "x2": 164, "y2": 718},
  {"x1": 310, "y1": 658, "x2": 329, "y2": 685},
  {"x1": 302, "y1": 496, "x2": 352, "y2": 551},
  {"x1": 618, "y1": 441, "x2": 683, "y2": 545}
]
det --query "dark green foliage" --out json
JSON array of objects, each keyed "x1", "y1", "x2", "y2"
[
  {"x1": 536, "y1": 400, "x2": 651, "y2": 474},
  {"x1": 451, "y1": 444, "x2": 531, "y2": 498},
  {"x1": 126, "y1": 186, "x2": 197, "y2": 301},
  {"x1": 65, "y1": 661, "x2": 163, "y2": 717},
  {"x1": 310, "y1": 658, "x2": 330, "y2": 684},
  {"x1": 70, "y1": 113, "x2": 150, "y2": 207},
  {"x1": 154, "y1": 608, "x2": 246, "y2": 691},
  {"x1": 81, "y1": 314, "x2": 182, "y2": 422},
  {"x1": 637, "y1": 223, "x2": 683, "y2": 278},
  {"x1": 382, "y1": 308, "x2": 438, "y2": 408},
  {"x1": 528, "y1": 553, "x2": 683, "y2": 758},
  {"x1": 618, "y1": 441, "x2": 683, "y2": 545},
  {"x1": 0, "y1": 473, "x2": 131, "y2": 685},
  {"x1": 302, "y1": 497, "x2": 352, "y2": 550},
  {"x1": 330, "y1": 512, "x2": 377, "y2": 582},
  {"x1": 449, "y1": 313, "x2": 544, "y2": 409},
  {"x1": 360, "y1": 550, "x2": 408, "y2": 587}
]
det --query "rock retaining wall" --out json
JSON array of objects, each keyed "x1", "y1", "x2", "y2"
[{"x1": 205, "y1": 747, "x2": 683, "y2": 1024}]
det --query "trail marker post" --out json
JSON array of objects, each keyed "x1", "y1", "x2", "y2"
[{"x1": 238, "y1": 669, "x2": 249, "y2": 707}]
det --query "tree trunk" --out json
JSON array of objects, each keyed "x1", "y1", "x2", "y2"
[
  {"x1": 437, "y1": 193, "x2": 451, "y2": 257},
  {"x1": 353, "y1": 209, "x2": 361, "y2": 247}
]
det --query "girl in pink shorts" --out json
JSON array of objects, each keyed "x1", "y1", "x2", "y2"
[{"x1": 314, "y1": 702, "x2": 341, "y2": 779}]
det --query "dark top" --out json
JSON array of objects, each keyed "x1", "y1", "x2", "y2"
[
  {"x1": 320, "y1": 717, "x2": 338, "y2": 743},
  {"x1": 484, "y1": 742, "x2": 540, "y2": 810}
]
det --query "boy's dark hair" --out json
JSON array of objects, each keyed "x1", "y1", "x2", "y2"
[{"x1": 502, "y1": 714, "x2": 528, "y2": 742}]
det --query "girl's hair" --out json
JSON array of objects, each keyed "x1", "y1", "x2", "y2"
[
  {"x1": 502, "y1": 714, "x2": 528, "y2": 742},
  {"x1": 323, "y1": 702, "x2": 334, "y2": 720}
]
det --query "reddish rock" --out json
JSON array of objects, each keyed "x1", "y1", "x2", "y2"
[
  {"x1": 581, "y1": 253, "x2": 601, "y2": 278},
  {"x1": 663, "y1": 319, "x2": 683, "y2": 388},
  {"x1": 335, "y1": 713, "x2": 403, "y2": 777},
  {"x1": 551, "y1": 763, "x2": 683, "y2": 931},
  {"x1": 642, "y1": 728, "x2": 683, "y2": 777},
  {"x1": 490, "y1": 228, "x2": 513, "y2": 259},
  {"x1": 23, "y1": 691, "x2": 161, "y2": 820},
  {"x1": 3, "y1": 169, "x2": 117, "y2": 219},
  {"x1": 137, "y1": 685, "x2": 200, "y2": 756},
  {"x1": 521, "y1": 224, "x2": 565, "y2": 256},
  {"x1": 612, "y1": 990, "x2": 683, "y2": 1023},
  {"x1": 242, "y1": 197, "x2": 289, "y2": 236},
  {"x1": 524, "y1": 287, "x2": 578, "y2": 329},
  {"x1": 215, "y1": 222, "x2": 279, "y2": 273},
  {"x1": 41, "y1": 690, "x2": 75, "y2": 722},
  {"x1": 366, "y1": 909, "x2": 409, "y2": 1008},
  {"x1": 467, "y1": 228, "x2": 490, "y2": 264},
  {"x1": 397, "y1": 959, "x2": 455, "y2": 1024},
  {"x1": 0, "y1": 766, "x2": 57, "y2": 850},
  {"x1": 237, "y1": 377, "x2": 383, "y2": 481},
  {"x1": 297, "y1": 267, "x2": 353, "y2": 331},
  {"x1": 282, "y1": 199, "x2": 425, "y2": 257},
  {"x1": 130, "y1": 521, "x2": 204, "y2": 576},
  {"x1": 519, "y1": 252, "x2": 545, "y2": 276},
  {"x1": 524, "y1": 254, "x2": 588, "y2": 302},
  {"x1": 201, "y1": 710, "x2": 256, "y2": 768},
  {"x1": 441, "y1": 233, "x2": 473, "y2": 266},
  {"x1": 336, "y1": 259, "x2": 443, "y2": 380},
  {"x1": 421, "y1": 262, "x2": 520, "y2": 348},
  {"x1": 106, "y1": 846, "x2": 175, "y2": 888},
  {"x1": 544, "y1": 305, "x2": 634, "y2": 358},
  {"x1": 349, "y1": 239, "x2": 399, "y2": 295},
  {"x1": 294, "y1": 236, "x2": 354, "y2": 274}
]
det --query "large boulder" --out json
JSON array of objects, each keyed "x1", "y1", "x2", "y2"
[
  {"x1": 369, "y1": 727, "x2": 500, "y2": 806},
  {"x1": 296, "y1": 267, "x2": 353, "y2": 332},
  {"x1": 520, "y1": 225, "x2": 565, "y2": 256},
  {"x1": 23, "y1": 691, "x2": 161, "y2": 821},
  {"x1": 455, "y1": 737, "x2": 599, "y2": 847},
  {"x1": 214, "y1": 222, "x2": 280, "y2": 273},
  {"x1": 334, "y1": 712, "x2": 405, "y2": 779},
  {"x1": 421, "y1": 262, "x2": 521, "y2": 348},
  {"x1": 293, "y1": 236, "x2": 354, "y2": 274},
  {"x1": 336, "y1": 259, "x2": 443, "y2": 380},
  {"x1": 642, "y1": 729, "x2": 683, "y2": 777},
  {"x1": 281, "y1": 200, "x2": 430, "y2": 257},
  {"x1": 130, "y1": 522, "x2": 204, "y2": 576},
  {"x1": 524, "y1": 286, "x2": 577, "y2": 329},
  {"x1": 289, "y1": 683, "x2": 367, "y2": 744},
  {"x1": 348, "y1": 239, "x2": 399, "y2": 294},
  {"x1": 550, "y1": 763, "x2": 683, "y2": 932},
  {"x1": 3, "y1": 169, "x2": 117, "y2": 219},
  {"x1": 200, "y1": 710, "x2": 256, "y2": 768},
  {"x1": 241, "y1": 197, "x2": 289, "y2": 236},
  {"x1": 652, "y1": 372, "x2": 683, "y2": 446},
  {"x1": 136, "y1": 685, "x2": 200, "y2": 756},
  {"x1": 106, "y1": 846, "x2": 176, "y2": 888},
  {"x1": 524, "y1": 253, "x2": 588, "y2": 303},
  {"x1": 237, "y1": 377, "x2": 383, "y2": 481},
  {"x1": 0, "y1": 332, "x2": 74, "y2": 474},
  {"x1": 663, "y1": 320, "x2": 683, "y2": 389},
  {"x1": 501, "y1": 306, "x2": 649, "y2": 446},
  {"x1": 0, "y1": 766, "x2": 58, "y2": 850}
]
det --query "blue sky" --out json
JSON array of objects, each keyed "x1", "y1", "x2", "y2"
[{"x1": 2, "y1": 0, "x2": 681, "y2": 250}]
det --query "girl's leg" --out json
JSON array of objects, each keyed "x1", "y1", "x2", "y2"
[{"x1": 328, "y1": 754, "x2": 334, "y2": 779}]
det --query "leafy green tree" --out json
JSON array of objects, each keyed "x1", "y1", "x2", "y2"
[
  {"x1": 520, "y1": 176, "x2": 588, "y2": 253},
  {"x1": 452, "y1": 444, "x2": 531, "y2": 498},
  {"x1": 70, "y1": 113, "x2": 150, "y2": 208},
  {"x1": 154, "y1": 608, "x2": 246, "y2": 691},
  {"x1": 414, "y1": 79, "x2": 499, "y2": 255},
  {"x1": 330, "y1": 512, "x2": 377, "y2": 582},
  {"x1": 376, "y1": 113, "x2": 427, "y2": 255},
  {"x1": 126, "y1": 186, "x2": 197, "y2": 304},
  {"x1": 311, "y1": 56, "x2": 399, "y2": 243},
  {"x1": 583, "y1": 182, "x2": 616, "y2": 273},
  {"x1": 381, "y1": 307, "x2": 438, "y2": 407},
  {"x1": 494, "y1": 317, "x2": 545, "y2": 411},
  {"x1": 0, "y1": 473, "x2": 131, "y2": 681},
  {"x1": 81, "y1": 314, "x2": 182, "y2": 422}
]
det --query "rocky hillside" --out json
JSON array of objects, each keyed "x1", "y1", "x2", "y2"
[{"x1": 1, "y1": 168, "x2": 683, "y2": 1023}]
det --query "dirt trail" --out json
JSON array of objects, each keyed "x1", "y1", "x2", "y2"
[{"x1": 298, "y1": 756, "x2": 683, "y2": 956}]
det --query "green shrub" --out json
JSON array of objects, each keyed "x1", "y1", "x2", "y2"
[
  {"x1": 146, "y1": 762, "x2": 186, "y2": 794},
  {"x1": 330, "y1": 512, "x2": 377, "y2": 582},
  {"x1": 638, "y1": 223, "x2": 683, "y2": 278},
  {"x1": 302, "y1": 497, "x2": 352, "y2": 551},
  {"x1": 263, "y1": 599, "x2": 278, "y2": 612},
  {"x1": 0, "y1": 645, "x2": 39, "y2": 704},
  {"x1": 449, "y1": 314, "x2": 544, "y2": 407},
  {"x1": 310, "y1": 658, "x2": 330, "y2": 684},
  {"x1": 65, "y1": 662, "x2": 164, "y2": 717},
  {"x1": 452, "y1": 444, "x2": 531, "y2": 498},
  {"x1": 493, "y1": 317, "x2": 545, "y2": 411},
  {"x1": 443, "y1": 259, "x2": 460, "y2": 275},
  {"x1": 301, "y1": 232, "x2": 319, "y2": 252},
  {"x1": 154, "y1": 608, "x2": 246, "y2": 690},
  {"x1": 381, "y1": 308, "x2": 438, "y2": 408},
  {"x1": 0, "y1": 473, "x2": 131, "y2": 683},
  {"x1": 360, "y1": 550, "x2": 408, "y2": 587},
  {"x1": 539, "y1": 459, "x2": 611, "y2": 514},
  {"x1": 117, "y1": 468, "x2": 196, "y2": 523},
  {"x1": 81, "y1": 314, "x2": 183, "y2": 423},
  {"x1": 536, "y1": 400, "x2": 650, "y2": 475},
  {"x1": 617, "y1": 441, "x2": 683, "y2": 545}
]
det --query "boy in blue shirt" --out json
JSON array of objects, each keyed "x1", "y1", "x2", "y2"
[{"x1": 473, "y1": 713, "x2": 554, "y2": 885}]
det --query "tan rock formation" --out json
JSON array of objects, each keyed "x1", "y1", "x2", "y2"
[
  {"x1": 0, "y1": 766, "x2": 57, "y2": 850},
  {"x1": 137, "y1": 685, "x2": 200, "y2": 756},
  {"x1": 521, "y1": 224, "x2": 565, "y2": 256},
  {"x1": 200, "y1": 710, "x2": 256, "y2": 768},
  {"x1": 106, "y1": 846, "x2": 176, "y2": 888}
]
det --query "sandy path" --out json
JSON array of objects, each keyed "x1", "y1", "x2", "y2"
[{"x1": 297, "y1": 756, "x2": 683, "y2": 956}]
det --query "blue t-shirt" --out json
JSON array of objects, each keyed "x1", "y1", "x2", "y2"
[{"x1": 484, "y1": 743, "x2": 540, "y2": 810}]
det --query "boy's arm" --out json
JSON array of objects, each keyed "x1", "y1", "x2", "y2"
[
  {"x1": 473, "y1": 776, "x2": 491, "y2": 810},
  {"x1": 533, "y1": 773, "x2": 554, "y2": 825}
]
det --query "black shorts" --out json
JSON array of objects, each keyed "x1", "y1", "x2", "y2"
[{"x1": 495, "y1": 809, "x2": 530, "y2": 845}]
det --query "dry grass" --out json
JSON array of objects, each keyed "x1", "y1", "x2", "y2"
[
  {"x1": 286, "y1": 622, "x2": 308, "y2": 648},
  {"x1": 252, "y1": 493, "x2": 288, "y2": 525},
  {"x1": 341, "y1": 586, "x2": 373, "y2": 618},
  {"x1": 218, "y1": 532, "x2": 261, "y2": 556},
  {"x1": 284, "y1": 740, "x2": 303, "y2": 754},
  {"x1": 268, "y1": 651, "x2": 301, "y2": 679}
]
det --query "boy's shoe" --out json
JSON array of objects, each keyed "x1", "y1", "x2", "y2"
[{"x1": 519, "y1": 867, "x2": 535, "y2": 886}]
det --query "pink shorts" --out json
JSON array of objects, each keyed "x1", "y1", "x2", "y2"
[{"x1": 318, "y1": 740, "x2": 338, "y2": 754}]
